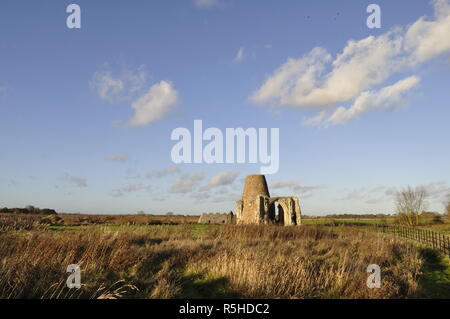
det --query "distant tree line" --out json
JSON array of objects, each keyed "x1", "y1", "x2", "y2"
[
  {"x1": 0, "y1": 206, "x2": 57, "y2": 215},
  {"x1": 304, "y1": 213, "x2": 393, "y2": 219}
]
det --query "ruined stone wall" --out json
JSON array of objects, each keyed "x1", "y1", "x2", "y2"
[
  {"x1": 236, "y1": 174, "x2": 302, "y2": 226},
  {"x1": 198, "y1": 212, "x2": 235, "y2": 224}
]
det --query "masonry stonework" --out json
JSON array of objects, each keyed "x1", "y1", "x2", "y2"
[
  {"x1": 236, "y1": 175, "x2": 301, "y2": 226},
  {"x1": 198, "y1": 211, "x2": 235, "y2": 224}
]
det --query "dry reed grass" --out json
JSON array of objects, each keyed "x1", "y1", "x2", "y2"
[{"x1": 0, "y1": 223, "x2": 424, "y2": 299}]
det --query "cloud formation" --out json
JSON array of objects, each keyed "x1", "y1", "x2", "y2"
[
  {"x1": 91, "y1": 67, "x2": 146, "y2": 103},
  {"x1": 190, "y1": 192, "x2": 211, "y2": 203},
  {"x1": 250, "y1": 0, "x2": 450, "y2": 126},
  {"x1": 421, "y1": 181, "x2": 450, "y2": 199},
  {"x1": 322, "y1": 76, "x2": 421, "y2": 126},
  {"x1": 208, "y1": 171, "x2": 240, "y2": 187},
  {"x1": 61, "y1": 174, "x2": 88, "y2": 188},
  {"x1": 112, "y1": 183, "x2": 147, "y2": 197},
  {"x1": 271, "y1": 179, "x2": 325, "y2": 197},
  {"x1": 106, "y1": 154, "x2": 128, "y2": 163},
  {"x1": 147, "y1": 166, "x2": 181, "y2": 179},
  {"x1": 339, "y1": 181, "x2": 450, "y2": 206},
  {"x1": 92, "y1": 66, "x2": 178, "y2": 127},
  {"x1": 233, "y1": 47, "x2": 245, "y2": 63},
  {"x1": 170, "y1": 172, "x2": 206, "y2": 194},
  {"x1": 129, "y1": 81, "x2": 178, "y2": 127}
]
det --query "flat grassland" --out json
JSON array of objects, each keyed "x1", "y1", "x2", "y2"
[
  {"x1": 1, "y1": 213, "x2": 450, "y2": 299},
  {"x1": 303, "y1": 217, "x2": 450, "y2": 234}
]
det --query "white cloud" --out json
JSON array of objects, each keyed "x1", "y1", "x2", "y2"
[
  {"x1": 190, "y1": 192, "x2": 211, "y2": 203},
  {"x1": 91, "y1": 66, "x2": 147, "y2": 103},
  {"x1": 211, "y1": 193, "x2": 241, "y2": 203},
  {"x1": 338, "y1": 187, "x2": 390, "y2": 204},
  {"x1": 233, "y1": 47, "x2": 245, "y2": 63},
  {"x1": 302, "y1": 111, "x2": 328, "y2": 127},
  {"x1": 271, "y1": 179, "x2": 325, "y2": 197},
  {"x1": 251, "y1": 0, "x2": 450, "y2": 126},
  {"x1": 250, "y1": 47, "x2": 332, "y2": 107},
  {"x1": 271, "y1": 180, "x2": 298, "y2": 189},
  {"x1": 170, "y1": 172, "x2": 206, "y2": 194},
  {"x1": 92, "y1": 65, "x2": 177, "y2": 127},
  {"x1": 371, "y1": 186, "x2": 386, "y2": 193},
  {"x1": 112, "y1": 184, "x2": 147, "y2": 197},
  {"x1": 194, "y1": 0, "x2": 219, "y2": 8},
  {"x1": 61, "y1": 174, "x2": 88, "y2": 188},
  {"x1": 91, "y1": 72, "x2": 124, "y2": 103},
  {"x1": 404, "y1": 0, "x2": 450, "y2": 63},
  {"x1": 209, "y1": 171, "x2": 240, "y2": 187},
  {"x1": 341, "y1": 181, "x2": 450, "y2": 205},
  {"x1": 420, "y1": 181, "x2": 450, "y2": 199},
  {"x1": 147, "y1": 166, "x2": 181, "y2": 179},
  {"x1": 106, "y1": 154, "x2": 128, "y2": 162},
  {"x1": 318, "y1": 76, "x2": 421, "y2": 126},
  {"x1": 129, "y1": 81, "x2": 178, "y2": 127},
  {"x1": 338, "y1": 189, "x2": 367, "y2": 201}
]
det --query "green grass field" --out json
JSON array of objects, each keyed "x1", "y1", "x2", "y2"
[{"x1": 303, "y1": 217, "x2": 450, "y2": 234}]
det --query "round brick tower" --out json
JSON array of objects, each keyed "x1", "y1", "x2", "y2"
[
  {"x1": 242, "y1": 175, "x2": 270, "y2": 200},
  {"x1": 240, "y1": 174, "x2": 270, "y2": 224}
]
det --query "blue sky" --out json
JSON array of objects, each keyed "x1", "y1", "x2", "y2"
[{"x1": 0, "y1": 0, "x2": 449, "y2": 215}]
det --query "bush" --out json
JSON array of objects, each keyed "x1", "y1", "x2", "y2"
[
  {"x1": 432, "y1": 215, "x2": 445, "y2": 224},
  {"x1": 0, "y1": 207, "x2": 57, "y2": 215}
]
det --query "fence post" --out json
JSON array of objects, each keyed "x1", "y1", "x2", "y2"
[
  {"x1": 448, "y1": 236, "x2": 450, "y2": 257},
  {"x1": 436, "y1": 232, "x2": 439, "y2": 251},
  {"x1": 431, "y1": 231, "x2": 433, "y2": 249},
  {"x1": 432, "y1": 231, "x2": 436, "y2": 249},
  {"x1": 436, "y1": 233, "x2": 441, "y2": 251}
]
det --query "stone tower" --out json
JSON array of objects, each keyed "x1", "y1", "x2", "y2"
[
  {"x1": 236, "y1": 174, "x2": 302, "y2": 226},
  {"x1": 238, "y1": 175, "x2": 270, "y2": 224}
]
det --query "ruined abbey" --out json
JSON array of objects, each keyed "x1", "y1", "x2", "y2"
[
  {"x1": 236, "y1": 175, "x2": 301, "y2": 226},
  {"x1": 198, "y1": 174, "x2": 301, "y2": 226}
]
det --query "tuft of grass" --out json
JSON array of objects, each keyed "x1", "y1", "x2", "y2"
[{"x1": 414, "y1": 248, "x2": 450, "y2": 298}]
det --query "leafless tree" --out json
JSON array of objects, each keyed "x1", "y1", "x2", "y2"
[
  {"x1": 395, "y1": 186, "x2": 427, "y2": 226},
  {"x1": 445, "y1": 194, "x2": 450, "y2": 220}
]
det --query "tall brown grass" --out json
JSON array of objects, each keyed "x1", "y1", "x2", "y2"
[{"x1": 0, "y1": 221, "x2": 424, "y2": 299}]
